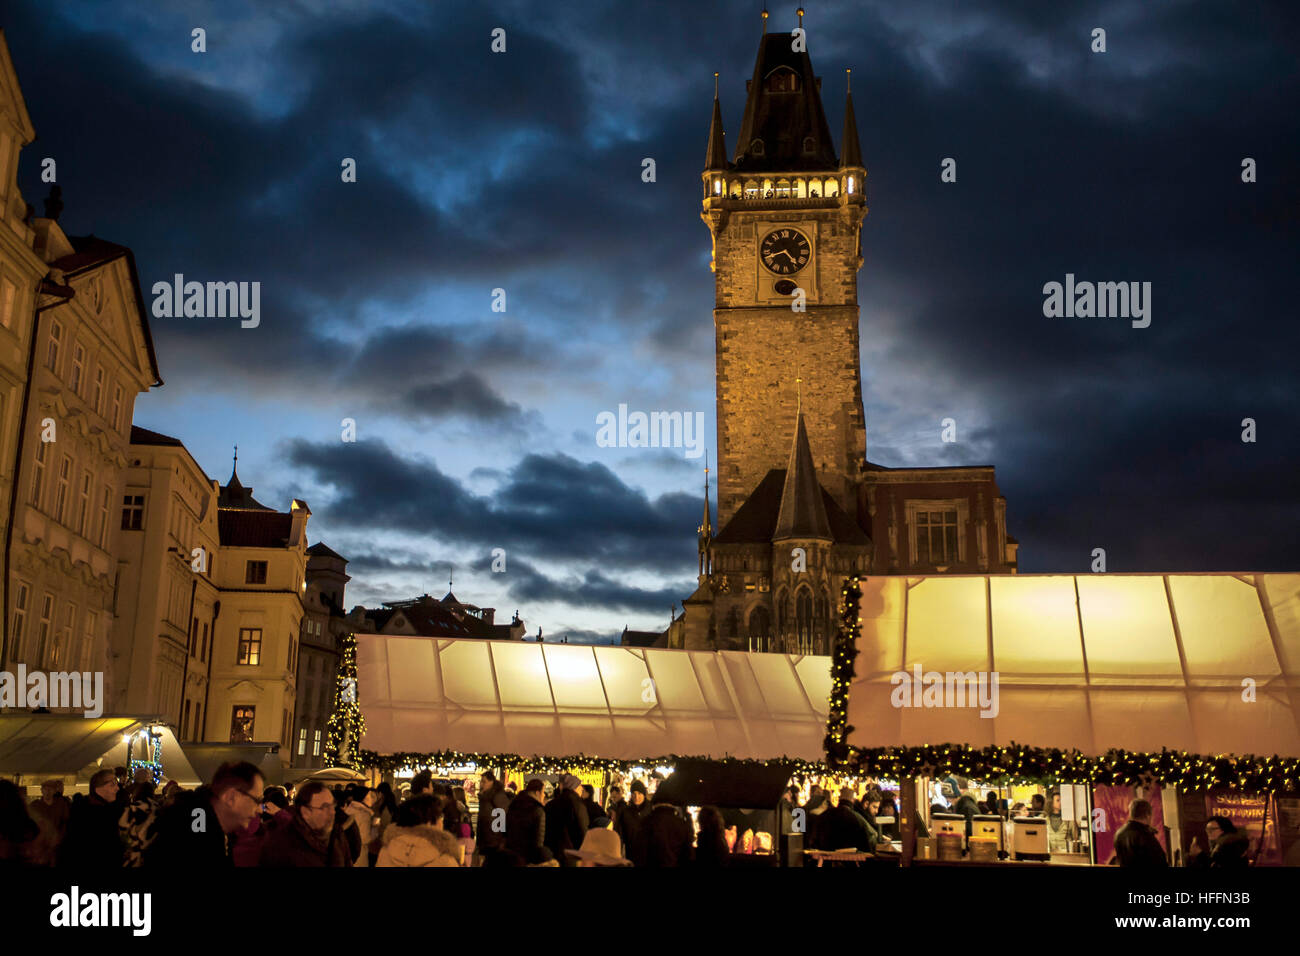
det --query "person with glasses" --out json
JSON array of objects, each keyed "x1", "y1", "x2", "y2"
[
  {"x1": 259, "y1": 781, "x2": 352, "y2": 867},
  {"x1": 1188, "y1": 815, "x2": 1250, "y2": 868},
  {"x1": 143, "y1": 761, "x2": 265, "y2": 868}
]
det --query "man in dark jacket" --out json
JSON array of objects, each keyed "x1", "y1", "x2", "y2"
[
  {"x1": 259, "y1": 781, "x2": 352, "y2": 867},
  {"x1": 544, "y1": 774, "x2": 589, "y2": 864},
  {"x1": 818, "y1": 788, "x2": 882, "y2": 851},
  {"x1": 504, "y1": 778, "x2": 553, "y2": 865},
  {"x1": 473, "y1": 771, "x2": 511, "y2": 864},
  {"x1": 579, "y1": 784, "x2": 607, "y2": 827},
  {"x1": 606, "y1": 785, "x2": 626, "y2": 833},
  {"x1": 617, "y1": 779, "x2": 652, "y2": 864},
  {"x1": 1113, "y1": 799, "x2": 1167, "y2": 867},
  {"x1": 145, "y1": 761, "x2": 265, "y2": 868},
  {"x1": 641, "y1": 800, "x2": 694, "y2": 867},
  {"x1": 61, "y1": 769, "x2": 124, "y2": 867}
]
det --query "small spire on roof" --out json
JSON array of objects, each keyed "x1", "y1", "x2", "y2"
[
  {"x1": 714, "y1": 71, "x2": 719, "y2": 98},
  {"x1": 797, "y1": 6, "x2": 804, "y2": 28},
  {"x1": 761, "y1": 5, "x2": 768, "y2": 33}
]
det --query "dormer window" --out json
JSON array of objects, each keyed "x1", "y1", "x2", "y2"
[
  {"x1": 750, "y1": 139, "x2": 765, "y2": 157},
  {"x1": 802, "y1": 137, "x2": 816, "y2": 154},
  {"x1": 765, "y1": 68, "x2": 799, "y2": 92}
]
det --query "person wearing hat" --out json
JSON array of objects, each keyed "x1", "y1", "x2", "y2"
[
  {"x1": 616, "y1": 779, "x2": 652, "y2": 866},
  {"x1": 543, "y1": 774, "x2": 589, "y2": 865}
]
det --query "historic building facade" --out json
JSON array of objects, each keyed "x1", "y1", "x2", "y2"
[
  {"x1": 292, "y1": 542, "x2": 350, "y2": 771},
  {"x1": 110, "y1": 426, "x2": 220, "y2": 733},
  {"x1": 682, "y1": 16, "x2": 1017, "y2": 654}
]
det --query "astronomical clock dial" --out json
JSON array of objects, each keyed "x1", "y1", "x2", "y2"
[{"x1": 760, "y1": 228, "x2": 810, "y2": 275}]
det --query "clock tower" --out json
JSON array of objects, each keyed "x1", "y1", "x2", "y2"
[{"x1": 701, "y1": 21, "x2": 867, "y2": 527}]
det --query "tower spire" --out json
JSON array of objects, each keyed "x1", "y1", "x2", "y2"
[
  {"x1": 761, "y1": 5, "x2": 768, "y2": 34},
  {"x1": 698, "y1": 452, "x2": 713, "y2": 582},
  {"x1": 705, "y1": 73, "x2": 728, "y2": 171},
  {"x1": 797, "y1": 6, "x2": 804, "y2": 29},
  {"x1": 842, "y1": 69, "x2": 863, "y2": 168}
]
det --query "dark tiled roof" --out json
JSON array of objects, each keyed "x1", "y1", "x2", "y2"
[
  {"x1": 733, "y1": 33, "x2": 838, "y2": 172},
  {"x1": 705, "y1": 93, "x2": 728, "y2": 171},
  {"x1": 306, "y1": 542, "x2": 346, "y2": 560},
  {"x1": 773, "y1": 413, "x2": 832, "y2": 541},
  {"x1": 218, "y1": 509, "x2": 293, "y2": 548},
  {"x1": 716, "y1": 469, "x2": 869, "y2": 546},
  {"x1": 130, "y1": 425, "x2": 182, "y2": 446},
  {"x1": 621, "y1": 628, "x2": 664, "y2": 648},
  {"x1": 219, "y1": 467, "x2": 272, "y2": 511},
  {"x1": 372, "y1": 601, "x2": 477, "y2": 638}
]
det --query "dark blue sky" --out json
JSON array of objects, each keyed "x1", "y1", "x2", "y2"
[{"x1": 6, "y1": 1, "x2": 1298, "y2": 642}]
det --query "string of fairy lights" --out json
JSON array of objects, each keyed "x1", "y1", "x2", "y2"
[
  {"x1": 823, "y1": 574, "x2": 1300, "y2": 791},
  {"x1": 323, "y1": 630, "x2": 366, "y2": 771},
  {"x1": 321, "y1": 582, "x2": 1299, "y2": 792}
]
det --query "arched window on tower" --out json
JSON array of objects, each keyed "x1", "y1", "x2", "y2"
[
  {"x1": 765, "y1": 68, "x2": 800, "y2": 93},
  {"x1": 748, "y1": 605, "x2": 772, "y2": 653},
  {"x1": 795, "y1": 588, "x2": 814, "y2": 655}
]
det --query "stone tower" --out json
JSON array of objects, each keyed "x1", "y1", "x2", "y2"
[{"x1": 701, "y1": 24, "x2": 867, "y2": 527}]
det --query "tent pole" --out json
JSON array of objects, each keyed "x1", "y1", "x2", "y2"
[{"x1": 900, "y1": 775, "x2": 917, "y2": 866}]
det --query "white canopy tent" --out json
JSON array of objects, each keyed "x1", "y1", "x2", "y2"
[
  {"x1": 357, "y1": 635, "x2": 831, "y2": 762},
  {"x1": 845, "y1": 573, "x2": 1300, "y2": 758}
]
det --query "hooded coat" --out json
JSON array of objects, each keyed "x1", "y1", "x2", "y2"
[{"x1": 376, "y1": 823, "x2": 462, "y2": 867}]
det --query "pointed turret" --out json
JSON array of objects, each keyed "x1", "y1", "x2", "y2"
[
  {"x1": 841, "y1": 70, "x2": 863, "y2": 169},
  {"x1": 705, "y1": 74, "x2": 728, "y2": 172},
  {"x1": 697, "y1": 453, "x2": 714, "y2": 582},
  {"x1": 773, "y1": 413, "x2": 833, "y2": 541}
]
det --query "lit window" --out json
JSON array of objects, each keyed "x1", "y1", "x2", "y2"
[
  {"x1": 237, "y1": 628, "x2": 262, "y2": 665},
  {"x1": 298, "y1": 728, "x2": 307, "y2": 756},
  {"x1": 230, "y1": 706, "x2": 255, "y2": 743},
  {"x1": 713, "y1": 178, "x2": 722, "y2": 195},
  {"x1": 312, "y1": 730, "x2": 322, "y2": 756},
  {"x1": 848, "y1": 175, "x2": 855, "y2": 194}
]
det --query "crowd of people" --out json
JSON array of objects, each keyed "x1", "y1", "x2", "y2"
[
  {"x1": 0, "y1": 766, "x2": 1256, "y2": 869},
  {"x1": 0, "y1": 764, "x2": 742, "y2": 868}
]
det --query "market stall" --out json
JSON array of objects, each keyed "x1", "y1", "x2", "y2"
[{"x1": 830, "y1": 572, "x2": 1300, "y2": 866}]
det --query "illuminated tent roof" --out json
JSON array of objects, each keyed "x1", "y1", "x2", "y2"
[
  {"x1": 0, "y1": 715, "x2": 144, "y2": 776},
  {"x1": 357, "y1": 636, "x2": 831, "y2": 761},
  {"x1": 845, "y1": 573, "x2": 1300, "y2": 758}
]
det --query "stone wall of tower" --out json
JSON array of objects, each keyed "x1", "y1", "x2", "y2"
[{"x1": 713, "y1": 205, "x2": 867, "y2": 526}]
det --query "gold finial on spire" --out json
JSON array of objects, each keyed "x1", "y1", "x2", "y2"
[
  {"x1": 798, "y1": 7, "x2": 805, "y2": 28},
  {"x1": 714, "y1": 71, "x2": 719, "y2": 98},
  {"x1": 796, "y1": 374, "x2": 803, "y2": 413},
  {"x1": 761, "y1": 5, "x2": 768, "y2": 33},
  {"x1": 846, "y1": 67, "x2": 851, "y2": 93}
]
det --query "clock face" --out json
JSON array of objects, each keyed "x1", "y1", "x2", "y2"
[{"x1": 760, "y1": 228, "x2": 811, "y2": 275}]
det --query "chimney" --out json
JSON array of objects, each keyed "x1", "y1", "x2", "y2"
[{"x1": 289, "y1": 499, "x2": 311, "y2": 548}]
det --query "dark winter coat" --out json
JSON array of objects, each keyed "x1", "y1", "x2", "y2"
[
  {"x1": 475, "y1": 785, "x2": 511, "y2": 852},
  {"x1": 616, "y1": 799, "x2": 652, "y2": 864},
  {"x1": 143, "y1": 787, "x2": 234, "y2": 868},
  {"x1": 1113, "y1": 820, "x2": 1168, "y2": 867},
  {"x1": 258, "y1": 812, "x2": 353, "y2": 867},
  {"x1": 694, "y1": 827, "x2": 731, "y2": 868},
  {"x1": 817, "y1": 804, "x2": 879, "y2": 852},
  {"x1": 543, "y1": 788, "x2": 589, "y2": 861},
  {"x1": 61, "y1": 793, "x2": 125, "y2": 868},
  {"x1": 640, "y1": 805, "x2": 694, "y2": 867},
  {"x1": 505, "y1": 794, "x2": 553, "y2": 865},
  {"x1": 582, "y1": 797, "x2": 607, "y2": 827},
  {"x1": 1191, "y1": 831, "x2": 1250, "y2": 868}
]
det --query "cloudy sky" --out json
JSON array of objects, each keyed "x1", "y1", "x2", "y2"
[{"x1": 7, "y1": 0, "x2": 1297, "y2": 643}]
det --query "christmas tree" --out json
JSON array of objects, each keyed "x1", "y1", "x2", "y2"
[{"x1": 324, "y1": 629, "x2": 365, "y2": 769}]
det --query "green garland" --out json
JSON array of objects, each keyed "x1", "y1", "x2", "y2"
[
  {"x1": 823, "y1": 575, "x2": 1300, "y2": 792},
  {"x1": 324, "y1": 629, "x2": 366, "y2": 771},
  {"x1": 356, "y1": 749, "x2": 825, "y2": 778}
]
